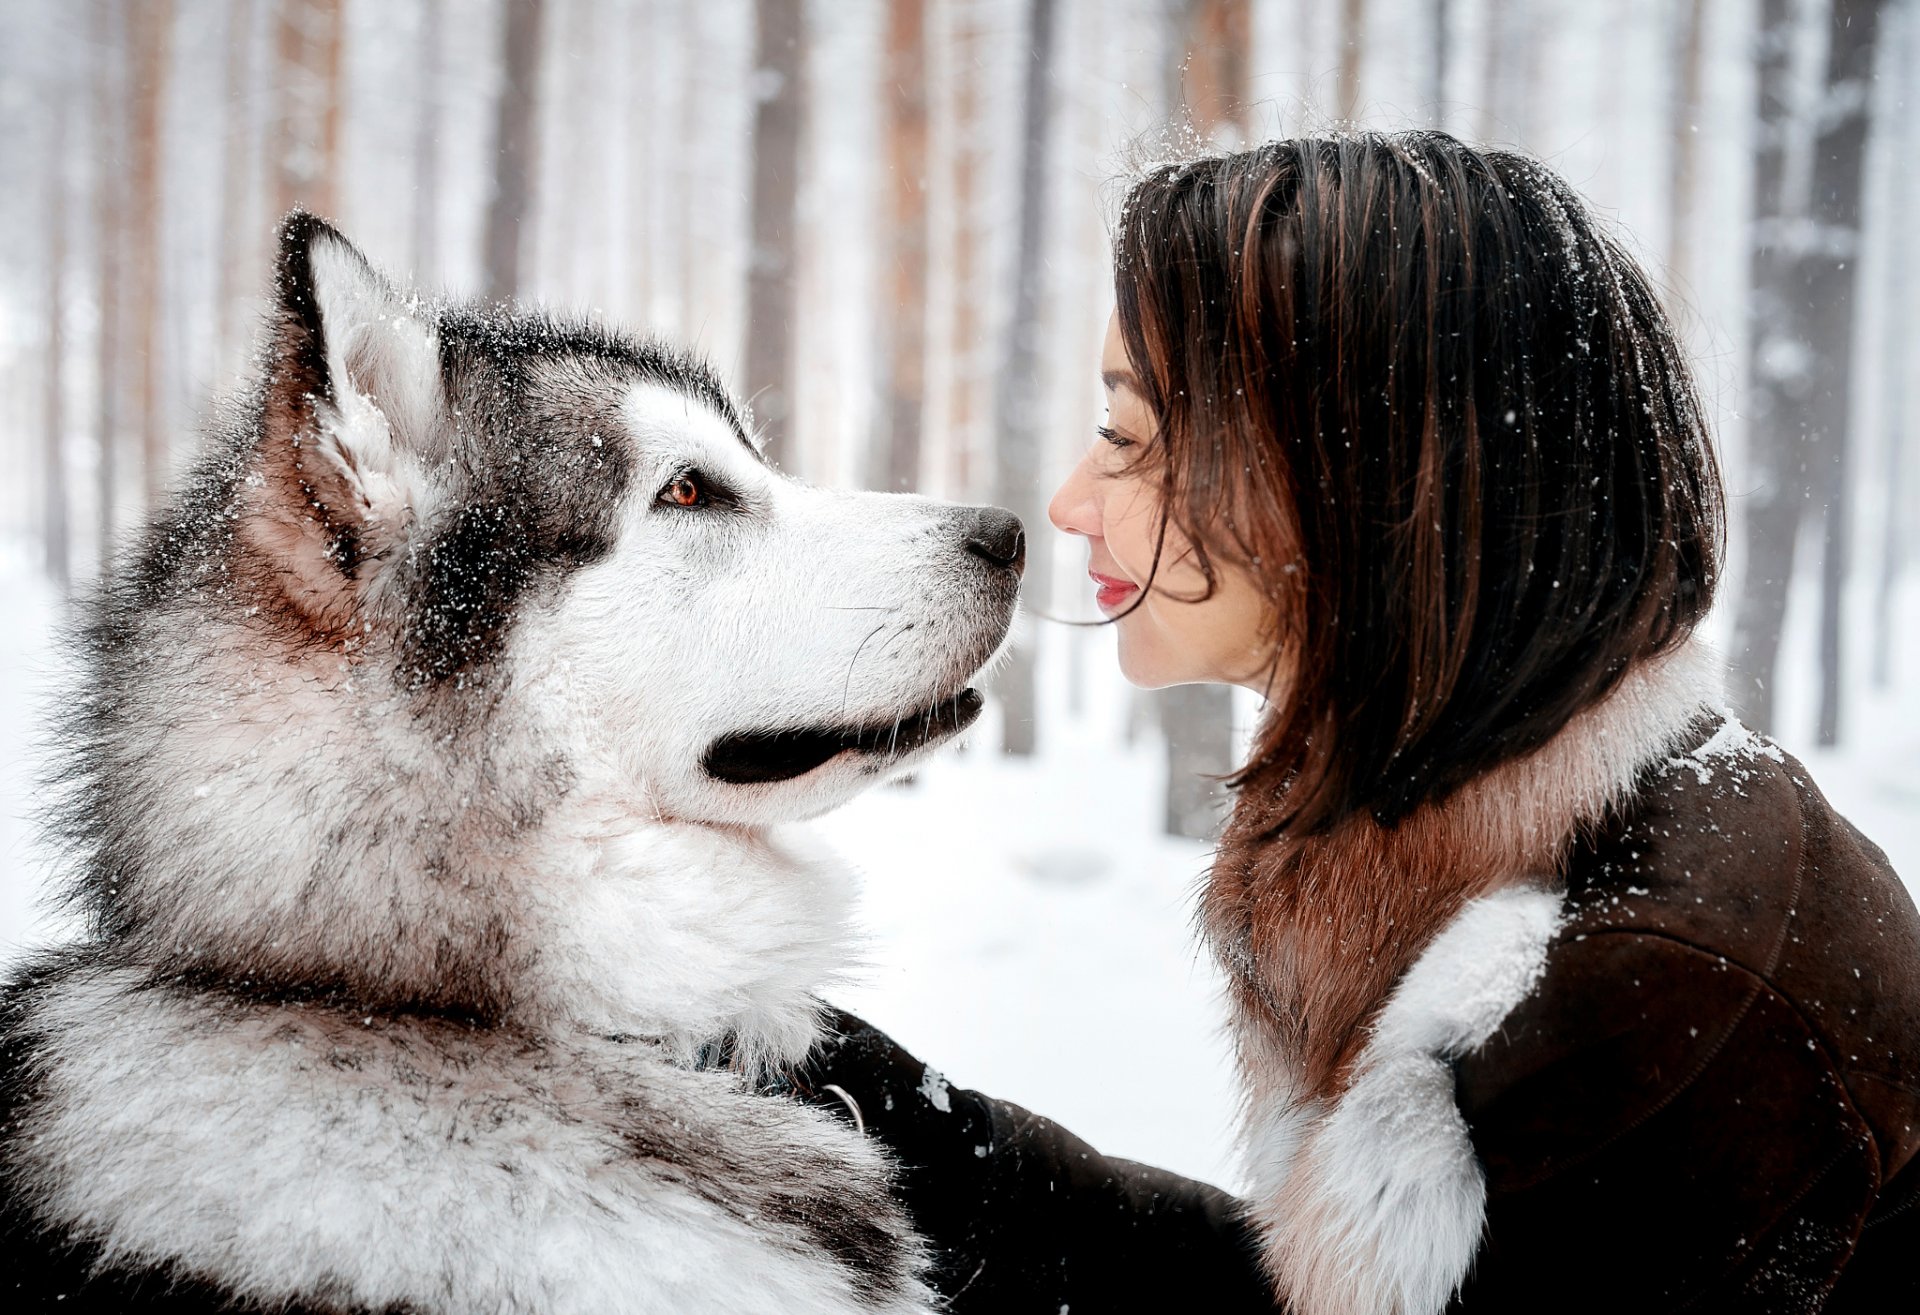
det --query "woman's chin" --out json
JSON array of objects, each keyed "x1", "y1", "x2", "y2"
[{"x1": 1114, "y1": 637, "x2": 1185, "y2": 690}]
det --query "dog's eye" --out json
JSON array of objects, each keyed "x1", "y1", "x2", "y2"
[{"x1": 659, "y1": 474, "x2": 706, "y2": 508}]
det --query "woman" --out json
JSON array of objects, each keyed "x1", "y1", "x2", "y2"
[{"x1": 803, "y1": 132, "x2": 1920, "y2": 1313}]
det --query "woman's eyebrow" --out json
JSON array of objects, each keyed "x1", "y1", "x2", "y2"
[{"x1": 1102, "y1": 369, "x2": 1142, "y2": 394}]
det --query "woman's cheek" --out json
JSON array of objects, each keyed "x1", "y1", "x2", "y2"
[{"x1": 1102, "y1": 478, "x2": 1161, "y2": 578}]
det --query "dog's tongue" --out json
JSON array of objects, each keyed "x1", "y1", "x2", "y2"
[{"x1": 701, "y1": 689, "x2": 984, "y2": 785}]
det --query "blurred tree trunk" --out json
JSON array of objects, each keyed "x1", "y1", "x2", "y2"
[
  {"x1": 411, "y1": 0, "x2": 443, "y2": 283},
  {"x1": 669, "y1": 3, "x2": 701, "y2": 334},
  {"x1": 1432, "y1": 0, "x2": 1450, "y2": 120},
  {"x1": 214, "y1": 0, "x2": 258, "y2": 375},
  {"x1": 1157, "y1": 0, "x2": 1246, "y2": 837},
  {"x1": 271, "y1": 0, "x2": 344, "y2": 219},
  {"x1": 1873, "y1": 3, "x2": 1914, "y2": 691},
  {"x1": 483, "y1": 0, "x2": 544, "y2": 303},
  {"x1": 1810, "y1": 0, "x2": 1886, "y2": 745},
  {"x1": 92, "y1": 0, "x2": 124, "y2": 575},
  {"x1": 1478, "y1": 0, "x2": 1507, "y2": 140},
  {"x1": 1668, "y1": 0, "x2": 1707, "y2": 288},
  {"x1": 993, "y1": 0, "x2": 1058, "y2": 757},
  {"x1": 127, "y1": 0, "x2": 174, "y2": 513},
  {"x1": 44, "y1": 112, "x2": 71, "y2": 592},
  {"x1": 1338, "y1": 0, "x2": 1366, "y2": 120},
  {"x1": 1160, "y1": 684, "x2": 1236, "y2": 838},
  {"x1": 549, "y1": 0, "x2": 593, "y2": 299},
  {"x1": 1733, "y1": 0, "x2": 1886, "y2": 741},
  {"x1": 623, "y1": 0, "x2": 652, "y2": 319},
  {"x1": 871, "y1": 0, "x2": 929, "y2": 494},
  {"x1": 1731, "y1": 0, "x2": 1803, "y2": 735},
  {"x1": 1181, "y1": 0, "x2": 1250, "y2": 140},
  {"x1": 1476, "y1": 0, "x2": 1541, "y2": 143},
  {"x1": 946, "y1": 1, "x2": 985, "y2": 499},
  {"x1": 745, "y1": 0, "x2": 805, "y2": 469}
]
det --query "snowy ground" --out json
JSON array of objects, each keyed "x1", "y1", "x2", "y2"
[{"x1": 1, "y1": 550, "x2": 1914, "y2": 1193}]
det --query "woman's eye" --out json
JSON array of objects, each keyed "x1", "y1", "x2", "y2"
[
  {"x1": 1096, "y1": 425, "x2": 1134, "y2": 450},
  {"x1": 659, "y1": 474, "x2": 706, "y2": 507}
]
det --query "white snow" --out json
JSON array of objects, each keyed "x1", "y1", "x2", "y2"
[
  {"x1": 914, "y1": 1065, "x2": 954, "y2": 1115},
  {"x1": 0, "y1": 547, "x2": 74, "y2": 961},
  {"x1": 1671, "y1": 715, "x2": 1787, "y2": 785}
]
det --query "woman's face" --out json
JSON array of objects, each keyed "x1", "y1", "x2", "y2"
[{"x1": 1048, "y1": 313, "x2": 1278, "y2": 693}]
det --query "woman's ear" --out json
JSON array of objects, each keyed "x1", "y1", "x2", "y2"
[{"x1": 238, "y1": 211, "x2": 447, "y2": 638}]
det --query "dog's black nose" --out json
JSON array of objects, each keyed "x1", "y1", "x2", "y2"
[{"x1": 964, "y1": 506, "x2": 1026, "y2": 577}]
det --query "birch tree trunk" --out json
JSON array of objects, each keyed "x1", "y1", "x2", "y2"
[
  {"x1": 993, "y1": 0, "x2": 1058, "y2": 756},
  {"x1": 483, "y1": 0, "x2": 544, "y2": 304},
  {"x1": 871, "y1": 0, "x2": 930, "y2": 494},
  {"x1": 744, "y1": 0, "x2": 805, "y2": 470}
]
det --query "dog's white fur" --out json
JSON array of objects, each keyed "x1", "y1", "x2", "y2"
[
  {"x1": 1239, "y1": 639, "x2": 1726, "y2": 1315},
  {"x1": 11, "y1": 223, "x2": 1019, "y2": 1313},
  {"x1": 16, "y1": 962, "x2": 916, "y2": 1315}
]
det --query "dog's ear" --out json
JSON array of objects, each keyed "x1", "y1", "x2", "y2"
[{"x1": 243, "y1": 211, "x2": 444, "y2": 635}]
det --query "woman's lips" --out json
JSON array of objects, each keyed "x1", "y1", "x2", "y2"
[{"x1": 1090, "y1": 571, "x2": 1138, "y2": 612}]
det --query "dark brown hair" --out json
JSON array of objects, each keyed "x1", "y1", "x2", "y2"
[{"x1": 1113, "y1": 131, "x2": 1723, "y2": 836}]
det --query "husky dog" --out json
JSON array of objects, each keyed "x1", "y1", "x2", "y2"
[{"x1": 0, "y1": 214, "x2": 1023, "y2": 1314}]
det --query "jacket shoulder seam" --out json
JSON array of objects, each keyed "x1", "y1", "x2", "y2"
[
  {"x1": 1479, "y1": 931, "x2": 1868, "y2": 1193},
  {"x1": 1558, "y1": 925, "x2": 1869, "y2": 1125}
]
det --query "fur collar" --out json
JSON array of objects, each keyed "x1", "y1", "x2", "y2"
[{"x1": 1216, "y1": 638, "x2": 1724, "y2": 1314}]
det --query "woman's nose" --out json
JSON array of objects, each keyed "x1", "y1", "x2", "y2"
[{"x1": 1048, "y1": 450, "x2": 1100, "y2": 539}]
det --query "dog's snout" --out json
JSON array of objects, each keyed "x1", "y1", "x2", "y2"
[{"x1": 963, "y1": 507, "x2": 1026, "y2": 577}]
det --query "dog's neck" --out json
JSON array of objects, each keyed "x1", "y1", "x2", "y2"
[
  {"x1": 1206, "y1": 637, "x2": 1724, "y2": 1105},
  {"x1": 516, "y1": 793, "x2": 854, "y2": 1074}
]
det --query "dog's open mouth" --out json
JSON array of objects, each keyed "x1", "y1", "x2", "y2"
[{"x1": 701, "y1": 688, "x2": 985, "y2": 785}]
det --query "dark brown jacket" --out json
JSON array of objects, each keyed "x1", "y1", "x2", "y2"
[
  {"x1": 1451, "y1": 724, "x2": 1920, "y2": 1312},
  {"x1": 809, "y1": 718, "x2": 1920, "y2": 1314}
]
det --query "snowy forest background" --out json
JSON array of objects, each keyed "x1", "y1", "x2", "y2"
[{"x1": 0, "y1": 0, "x2": 1916, "y2": 1188}]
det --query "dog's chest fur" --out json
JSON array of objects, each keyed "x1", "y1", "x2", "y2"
[
  {"x1": 0, "y1": 823, "x2": 933, "y2": 1315},
  {"x1": 0, "y1": 966, "x2": 926, "y2": 1315}
]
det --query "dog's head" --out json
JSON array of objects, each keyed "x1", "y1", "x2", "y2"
[{"x1": 238, "y1": 214, "x2": 1020, "y2": 825}]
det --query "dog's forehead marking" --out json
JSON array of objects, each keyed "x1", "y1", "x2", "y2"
[{"x1": 621, "y1": 381, "x2": 768, "y2": 469}]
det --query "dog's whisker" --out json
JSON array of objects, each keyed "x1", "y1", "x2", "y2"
[{"x1": 840, "y1": 624, "x2": 890, "y2": 718}]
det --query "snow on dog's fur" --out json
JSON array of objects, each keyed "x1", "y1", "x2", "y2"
[{"x1": 0, "y1": 213, "x2": 1023, "y2": 1314}]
